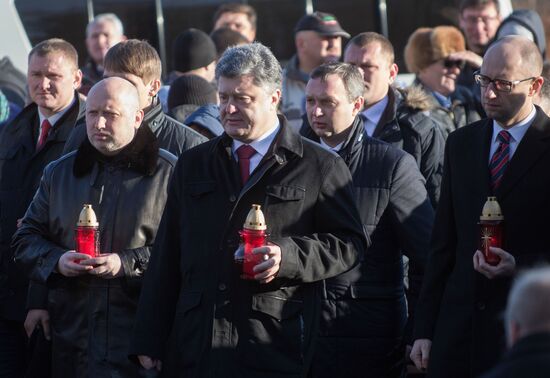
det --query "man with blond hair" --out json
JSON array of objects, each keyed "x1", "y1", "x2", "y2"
[{"x1": 0, "y1": 38, "x2": 84, "y2": 376}]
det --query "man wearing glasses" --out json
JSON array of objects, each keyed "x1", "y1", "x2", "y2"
[
  {"x1": 410, "y1": 36, "x2": 548, "y2": 377},
  {"x1": 455, "y1": 0, "x2": 502, "y2": 97}
]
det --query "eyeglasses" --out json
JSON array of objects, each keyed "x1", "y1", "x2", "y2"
[
  {"x1": 473, "y1": 71, "x2": 536, "y2": 93},
  {"x1": 443, "y1": 58, "x2": 465, "y2": 70},
  {"x1": 462, "y1": 15, "x2": 499, "y2": 25}
]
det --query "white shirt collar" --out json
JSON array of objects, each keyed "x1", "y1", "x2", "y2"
[
  {"x1": 361, "y1": 95, "x2": 389, "y2": 126},
  {"x1": 320, "y1": 138, "x2": 344, "y2": 152},
  {"x1": 232, "y1": 119, "x2": 280, "y2": 160},
  {"x1": 38, "y1": 97, "x2": 76, "y2": 127},
  {"x1": 491, "y1": 106, "x2": 536, "y2": 145}
]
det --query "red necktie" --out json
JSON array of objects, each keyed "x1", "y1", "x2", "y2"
[
  {"x1": 236, "y1": 145, "x2": 257, "y2": 185},
  {"x1": 489, "y1": 130, "x2": 511, "y2": 191},
  {"x1": 37, "y1": 119, "x2": 52, "y2": 151}
]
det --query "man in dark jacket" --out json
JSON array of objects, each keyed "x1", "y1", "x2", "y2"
[
  {"x1": 410, "y1": 36, "x2": 549, "y2": 377},
  {"x1": 303, "y1": 62, "x2": 433, "y2": 378},
  {"x1": 481, "y1": 267, "x2": 550, "y2": 378},
  {"x1": 65, "y1": 39, "x2": 207, "y2": 156},
  {"x1": 343, "y1": 32, "x2": 444, "y2": 206},
  {"x1": 130, "y1": 42, "x2": 366, "y2": 377},
  {"x1": 0, "y1": 38, "x2": 84, "y2": 377},
  {"x1": 13, "y1": 77, "x2": 176, "y2": 377}
]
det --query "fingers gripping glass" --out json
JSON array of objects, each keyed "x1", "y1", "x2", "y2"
[{"x1": 473, "y1": 71, "x2": 536, "y2": 93}]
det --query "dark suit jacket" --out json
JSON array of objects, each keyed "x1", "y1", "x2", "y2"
[
  {"x1": 414, "y1": 107, "x2": 550, "y2": 377},
  {"x1": 480, "y1": 333, "x2": 550, "y2": 378}
]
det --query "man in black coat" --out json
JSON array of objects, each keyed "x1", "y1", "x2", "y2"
[
  {"x1": 64, "y1": 39, "x2": 207, "y2": 156},
  {"x1": 0, "y1": 39, "x2": 84, "y2": 376},
  {"x1": 410, "y1": 36, "x2": 550, "y2": 377},
  {"x1": 13, "y1": 77, "x2": 176, "y2": 377},
  {"x1": 343, "y1": 32, "x2": 444, "y2": 207},
  {"x1": 481, "y1": 267, "x2": 550, "y2": 378},
  {"x1": 130, "y1": 42, "x2": 366, "y2": 377},
  {"x1": 302, "y1": 62, "x2": 434, "y2": 378}
]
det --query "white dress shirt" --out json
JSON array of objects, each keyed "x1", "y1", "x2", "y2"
[
  {"x1": 37, "y1": 98, "x2": 76, "y2": 146},
  {"x1": 232, "y1": 120, "x2": 280, "y2": 175},
  {"x1": 320, "y1": 138, "x2": 344, "y2": 153},
  {"x1": 488, "y1": 106, "x2": 536, "y2": 162},
  {"x1": 361, "y1": 95, "x2": 389, "y2": 136}
]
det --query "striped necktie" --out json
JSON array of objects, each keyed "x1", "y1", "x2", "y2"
[{"x1": 489, "y1": 130, "x2": 511, "y2": 191}]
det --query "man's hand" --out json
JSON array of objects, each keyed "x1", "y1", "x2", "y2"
[
  {"x1": 410, "y1": 339, "x2": 431, "y2": 371},
  {"x1": 138, "y1": 355, "x2": 162, "y2": 371},
  {"x1": 252, "y1": 244, "x2": 281, "y2": 284},
  {"x1": 473, "y1": 248, "x2": 516, "y2": 279},
  {"x1": 24, "y1": 309, "x2": 51, "y2": 340},
  {"x1": 448, "y1": 50, "x2": 483, "y2": 69},
  {"x1": 57, "y1": 251, "x2": 94, "y2": 277},
  {"x1": 80, "y1": 253, "x2": 123, "y2": 279},
  {"x1": 16, "y1": 218, "x2": 23, "y2": 228}
]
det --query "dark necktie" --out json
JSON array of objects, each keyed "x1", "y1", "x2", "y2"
[
  {"x1": 236, "y1": 144, "x2": 257, "y2": 185},
  {"x1": 37, "y1": 119, "x2": 52, "y2": 151},
  {"x1": 489, "y1": 130, "x2": 511, "y2": 191}
]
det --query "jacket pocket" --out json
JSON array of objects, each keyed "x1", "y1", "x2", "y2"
[
  {"x1": 174, "y1": 291, "x2": 205, "y2": 369},
  {"x1": 243, "y1": 294, "x2": 304, "y2": 374},
  {"x1": 265, "y1": 185, "x2": 305, "y2": 201},
  {"x1": 264, "y1": 185, "x2": 306, "y2": 228},
  {"x1": 184, "y1": 181, "x2": 216, "y2": 198}
]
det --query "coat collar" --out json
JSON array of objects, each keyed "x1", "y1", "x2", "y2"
[
  {"x1": 73, "y1": 122, "x2": 159, "y2": 177},
  {"x1": 497, "y1": 106, "x2": 550, "y2": 199},
  {"x1": 142, "y1": 97, "x2": 165, "y2": 134}
]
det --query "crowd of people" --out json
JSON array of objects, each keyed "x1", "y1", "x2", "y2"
[{"x1": 1, "y1": 1, "x2": 550, "y2": 377}]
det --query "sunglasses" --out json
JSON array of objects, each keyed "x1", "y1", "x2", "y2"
[{"x1": 443, "y1": 58, "x2": 466, "y2": 70}]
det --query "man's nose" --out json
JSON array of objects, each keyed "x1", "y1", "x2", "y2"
[
  {"x1": 95, "y1": 116, "x2": 107, "y2": 129},
  {"x1": 483, "y1": 83, "x2": 498, "y2": 99},
  {"x1": 313, "y1": 105, "x2": 323, "y2": 117},
  {"x1": 225, "y1": 101, "x2": 238, "y2": 114}
]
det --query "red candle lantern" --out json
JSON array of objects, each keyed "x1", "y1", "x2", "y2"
[
  {"x1": 234, "y1": 204, "x2": 267, "y2": 280},
  {"x1": 75, "y1": 204, "x2": 99, "y2": 258},
  {"x1": 479, "y1": 196, "x2": 504, "y2": 266}
]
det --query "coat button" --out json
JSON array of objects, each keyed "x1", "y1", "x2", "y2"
[
  {"x1": 476, "y1": 301, "x2": 486, "y2": 311},
  {"x1": 229, "y1": 195, "x2": 236, "y2": 202},
  {"x1": 218, "y1": 283, "x2": 227, "y2": 291}
]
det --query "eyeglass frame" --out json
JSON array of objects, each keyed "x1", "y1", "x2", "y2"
[
  {"x1": 461, "y1": 15, "x2": 499, "y2": 25},
  {"x1": 473, "y1": 71, "x2": 536, "y2": 93}
]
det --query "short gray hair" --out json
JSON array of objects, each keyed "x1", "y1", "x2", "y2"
[
  {"x1": 86, "y1": 13, "x2": 124, "y2": 37},
  {"x1": 505, "y1": 266, "x2": 550, "y2": 337},
  {"x1": 215, "y1": 42, "x2": 282, "y2": 92},
  {"x1": 310, "y1": 62, "x2": 364, "y2": 102}
]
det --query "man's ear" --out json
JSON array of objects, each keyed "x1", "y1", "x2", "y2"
[
  {"x1": 352, "y1": 96, "x2": 365, "y2": 116},
  {"x1": 134, "y1": 109, "x2": 144, "y2": 129},
  {"x1": 388, "y1": 63, "x2": 399, "y2": 84},
  {"x1": 530, "y1": 76, "x2": 544, "y2": 97},
  {"x1": 74, "y1": 69, "x2": 83, "y2": 90},
  {"x1": 270, "y1": 88, "x2": 282, "y2": 109},
  {"x1": 149, "y1": 79, "x2": 162, "y2": 97}
]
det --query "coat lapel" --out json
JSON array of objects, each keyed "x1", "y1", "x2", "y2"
[{"x1": 497, "y1": 109, "x2": 550, "y2": 199}]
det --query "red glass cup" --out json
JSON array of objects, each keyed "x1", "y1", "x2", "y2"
[
  {"x1": 479, "y1": 221, "x2": 503, "y2": 266},
  {"x1": 234, "y1": 229, "x2": 267, "y2": 279},
  {"x1": 75, "y1": 226, "x2": 99, "y2": 258}
]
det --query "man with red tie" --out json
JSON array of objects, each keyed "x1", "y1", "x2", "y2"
[
  {"x1": 130, "y1": 42, "x2": 366, "y2": 377},
  {"x1": 410, "y1": 36, "x2": 550, "y2": 377},
  {"x1": 0, "y1": 38, "x2": 84, "y2": 376}
]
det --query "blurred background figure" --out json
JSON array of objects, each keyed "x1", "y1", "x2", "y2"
[
  {"x1": 535, "y1": 62, "x2": 550, "y2": 117},
  {"x1": 495, "y1": 9, "x2": 546, "y2": 59},
  {"x1": 80, "y1": 13, "x2": 126, "y2": 95},
  {"x1": 210, "y1": 27, "x2": 249, "y2": 59},
  {"x1": 404, "y1": 25, "x2": 481, "y2": 139},
  {"x1": 0, "y1": 56, "x2": 27, "y2": 111},
  {"x1": 282, "y1": 11, "x2": 350, "y2": 131},
  {"x1": 212, "y1": 2, "x2": 257, "y2": 42},
  {"x1": 167, "y1": 74, "x2": 217, "y2": 123},
  {"x1": 159, "y1": 28, "x2": 217, "y2": 111},
  {"x1": 480, "y1": 267, "x2": 550, "y2": 378}
]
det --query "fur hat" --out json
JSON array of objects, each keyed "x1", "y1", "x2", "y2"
[{"x1": 404, "y1": 26, "x2": 465, "y2": 73}]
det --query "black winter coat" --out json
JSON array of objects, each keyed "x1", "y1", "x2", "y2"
[
  {"x1": 304, "y1": 117, "x2": 434, "y2": 378},
  {"x1": 129, "y1": 117, "x2": 367, "y2": 377},
  {"x1": 63, "y1": 98, "x2": 207, "y2": 157},
  {"x1": 13, "y1": 126, "x2": 176, "y2": 378},
  {"x1": 0, "y1": 95, "x2": 85, "y2": 321}
]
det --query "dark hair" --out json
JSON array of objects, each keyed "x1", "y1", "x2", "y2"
[
  {"x1": 459, "y1": 0, "x2": 500, "y2": 15},
  {"x1": 347, "y1": 32, "x2": 395, "y2": 65},
  {"x1": 210, "y1": 27, "x2": 249, "y2": 58},
  {"x1": 29, "y1": 38, "x2": 79, "y2": 70},
  {"x1": 310, "y1": 62, "x2": 364, "y2": 102},
  {"x1": 213, "y1": 3, "x2": 257, "y2": 30},
  {"x1": 104, "y1": 39, "x2": 162, "y2": 82}
]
